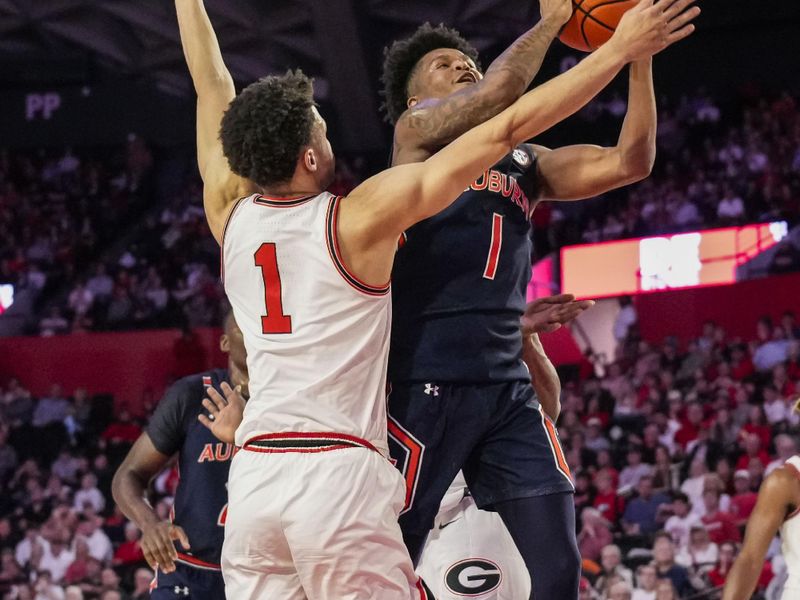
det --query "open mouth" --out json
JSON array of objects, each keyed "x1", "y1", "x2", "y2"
[{"x1": 455, "y1": 72, "x2": 477, "y2": 85}]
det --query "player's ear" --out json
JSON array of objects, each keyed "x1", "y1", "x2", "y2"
[
  {"x1": 303, "y1": 148, "x2": 318, "y2": 173},
  {"x1": 407, "y1": 96, "x2": 419, "y2": 109},
  {"x1": 220, "y1": 334, "x2": 230, "y2": 353}
]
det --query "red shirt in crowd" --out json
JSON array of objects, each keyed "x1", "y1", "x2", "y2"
[
  {"x1": 735, "y1": 449, "x2": 770, "y2": 471},
  {"x1": 593, "y1": 491, "x2": 624, "y2": 524},
  {"x1": 113, "y1": 540, "x2": 145, "y2": 565},
  {"x1": 730, "y1": 492, "x2": 759, "y2": 523},
  {"x1": 701, "y1": 511, "x2": 742, "y2": 545}
]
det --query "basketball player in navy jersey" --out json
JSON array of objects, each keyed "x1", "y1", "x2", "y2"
[
  {"x1": 111, "y1": 313, "x2": 247, "y2": 599},
  {"x1": 175, "y1": 0, "x2": 694, "y2": 593},
  {"x1": 381, "y1": 1, "x2": 699, "y2": 598}
]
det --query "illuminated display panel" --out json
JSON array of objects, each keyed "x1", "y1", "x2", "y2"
[{"x1": 560, "y1": 222, "x2": 788, "y2": 299}]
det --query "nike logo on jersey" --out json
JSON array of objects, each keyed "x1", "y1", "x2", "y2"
[
  {"x1": 466, "y1": 169, "x2": 531, "y2": 217},
  {"x1": 439, "y1": 519, "x2": 458, "y2": 530}
]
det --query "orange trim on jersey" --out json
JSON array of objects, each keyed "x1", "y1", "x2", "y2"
[
  {"x1": 542, "y1": 414, "x2": 572, "y2": 481},
  {"x1": 387, "y1": 415, "x2": 424, "y2": 513},
  {"x1": 220, "y1": 195, "x2": 251, "y2": 284},
  {"x1": 325, "y1": 196, "x2": 391, "y2": 296},
  {"x1": 253, "y1": 194, "x2": 316, "y2": 208},
  {"x1": 175, "y1": 552, "x2": 221, "y2": 571}
]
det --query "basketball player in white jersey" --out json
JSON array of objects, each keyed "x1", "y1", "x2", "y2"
[
  {"x1": 722, "y1": 433, "x2": 800, "y2": 599},
  {"x1": 176, "y1": 0, "x2": 693, "y2": 596},
  {"x1": 417, "y1": 296, "x2": 592, "y2": 599}
]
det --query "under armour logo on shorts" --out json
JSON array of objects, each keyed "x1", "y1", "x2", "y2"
[
  {"x1": 424, "y1": 384, "x2": 439, "y2": 396},
  {"x1": 173, "y1": 585, "x2": 190, "y2": 596}
]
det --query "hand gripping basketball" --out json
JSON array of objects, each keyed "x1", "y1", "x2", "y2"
[{"x1": 560, "y1": 0, "x2": 700, "y2": 54}]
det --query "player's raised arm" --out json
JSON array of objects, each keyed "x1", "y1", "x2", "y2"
[
  {"x1": 175, "y1": 0, "x2": 256, "y2": 244},
  {"x1": 532, "y1": 57, "x2": 659, "y2": 201},
  {"x1": 722, "y1": 468, "x2": 800, "y2": 600},
  {"x1": 390, "y1": 0, "x2": 573, "y2": 162}
]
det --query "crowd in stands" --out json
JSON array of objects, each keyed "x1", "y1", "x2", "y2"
[
  {"x1": 0, "y1": 88, "x2": 798, "y2": 335},
  {"x1": 1, "y1": 303, "x2": 798, "y2": 597},
  {"x1": 533, "y1": 88, "x2": 800, "y2": 258},
  {"x1": 566, "y1": 306, "x2": 800, "y2": 599}
]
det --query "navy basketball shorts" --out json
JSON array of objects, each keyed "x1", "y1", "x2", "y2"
[
  {"x1": 388, "y1": 380, "x2": 574, "y2": 538},
  {"x1": 151, "y1": 562, "x2": 225, "y2": 599}
]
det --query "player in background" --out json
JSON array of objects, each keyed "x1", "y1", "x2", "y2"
[
  {"x1": 417, "y1": 295, "x2": 593, "y2": 600},
  {"x1": 381, "y1": 1, "x2": 699, "y2": 597},
  {"x1": 111, "y1": 313, "x2": 247, "y2": 599},
  {"x1": 178, "y1": 0, "x2": 694, "y2": 595},
  {"x1": 722, "y1": 431, "x2": 800, "y2": 600}
]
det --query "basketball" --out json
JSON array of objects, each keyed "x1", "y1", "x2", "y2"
[{"x1": 559, "y1": 0, "x2": 639, "y2": 52}]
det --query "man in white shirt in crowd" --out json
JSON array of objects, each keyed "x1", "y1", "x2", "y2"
[
  {"x1": 632, "y1": 563, "x2": 658, "y2": 600},
  {"x1": 73, "y1": 473, "x2": 105, "y2": 513},
  {"x1": 75, "y1": 515, "x2": 112, "y2": 563},
  {"x1": 663, "y1": 492, "x2": 700, "y2": 552}
]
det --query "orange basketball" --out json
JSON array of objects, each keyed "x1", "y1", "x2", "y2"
[{"x1": 559, "y1": 0, "x2": 639, "y2": 52}]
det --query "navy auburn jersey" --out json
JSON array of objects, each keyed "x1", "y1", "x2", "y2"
[
  {"x1": 390, "y1": 145, "x2": 540, "y2": 383},
  {"x1": 147, "y1": 369, "x2": 233, "y2": 567}
]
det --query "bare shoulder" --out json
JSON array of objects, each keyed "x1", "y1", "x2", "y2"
[{"x1": 761, "y1": 466, "x2": 800, "y2": 504}]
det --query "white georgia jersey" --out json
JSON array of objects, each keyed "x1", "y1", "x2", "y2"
[
  {"x1": 222, "y1": 192, "x2": 392, "y2": 454},
  {"x1": 780, "y1": 456, "x2": 800, "y2": 597}
]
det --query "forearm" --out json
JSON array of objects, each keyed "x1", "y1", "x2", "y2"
[
  {"x1": 485, "y1": 18, "x2": 562, "y2": 94},
  {"x1": 175, "y1": 0, "x2": 234, "y2": 92},
  {"x1": 523, "y1": 333, "x2": 561, "y2": 420},
  {"x1": 111, "y1": 471, "x2": 161, "y2": 531},
  {"x1": 616, "y1": 59, "x2": 656, "y2": 176},
  {"x1": 505, "y1": 42, "x2": 628, "y2": 146},
  {"x1": 721, "y1": 557, "x2": 762, "y2": 600}
]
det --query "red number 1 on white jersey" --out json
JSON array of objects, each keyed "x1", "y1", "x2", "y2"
[{"x1": 254, "y1": 243, "x2": 292, "y2": 334}]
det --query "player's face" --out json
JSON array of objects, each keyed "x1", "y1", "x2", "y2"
[{"x1": 408, "y1": 48, "x2": 482, "y2": 106}]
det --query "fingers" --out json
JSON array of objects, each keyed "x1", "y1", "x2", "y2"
[
  {"x1": 667, "y1": 5, "x2": 700, "y2": 32},
  {"x1": 662, "y1": 0, "x2": 695, "y2": 19},
  {"x1": 198, "y1": 414, "x2": 215, "y2": 430},
  {"x1": 171, "y1": 525, "x2": 191, "y2": 551},
  {"x1": 666, "y1": 22, "x2": 696, "y2": 44},
  {"x1": 543, "y1": 293, "x2": 576, "y2": 304},
  {"x1": 157, "y1": 529, "x2": 178, "y2": 573},
  {"x1": 206, "y1": 386, "x2": 228, "y2": 411},
  {"x1": 220, "y1": 381, "x2": 239, "y2": 403}
]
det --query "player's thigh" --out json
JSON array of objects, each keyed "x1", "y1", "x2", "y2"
[
  {"x1": 388, "y1": 382, "x2": 488, "y2": 538},
  {"x1": 222, "y1": 557, "x2": 306, "y2": 600},
  {"x1": 417, "y1": 503, "x2": 530, "y2": 600},
  {"x1": 222, "y1": 450, "x2": 299, "y2": 598},
  {"x1": 286, "y1": 449, "x2": 425, "y2": 600},
  {"x1": 465, "y1": 382, "x2": 574, "y2": 509}
]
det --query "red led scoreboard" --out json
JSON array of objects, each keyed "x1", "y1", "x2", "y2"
[{"x1": 559, "y1": 222, "x2": 788, "y2": 299}]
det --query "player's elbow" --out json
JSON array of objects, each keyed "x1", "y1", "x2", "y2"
[{"x1": 620, "y1": 141, "x2": 655, "y2": 182}]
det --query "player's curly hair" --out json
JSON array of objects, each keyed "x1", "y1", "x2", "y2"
[
  {"x1": 220, "y1": 70, "x2": 316, "y2": 188},
  {"x1": 380, "y1": 23, "x2": 480, "y2": 125}
]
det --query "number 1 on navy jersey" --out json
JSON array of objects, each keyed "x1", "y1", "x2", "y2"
[
  {"x1": 483, "y1": 213, "x2": 504, "y2": 280},
  {"x1": 254, "y1": 243, "x2": 293, "y2": 334}
]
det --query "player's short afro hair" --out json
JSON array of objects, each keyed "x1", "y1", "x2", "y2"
[
  {"x1": 380, "y1": 23, "x2": 480, "y2": 125},
  {"x1": 220, "y1": 70, "x2": 316, "y2": 188}
]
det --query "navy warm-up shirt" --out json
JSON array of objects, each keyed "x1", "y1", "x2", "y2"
[{"x1": 147, "y1": 369, "x2": 232, "y2": 567}]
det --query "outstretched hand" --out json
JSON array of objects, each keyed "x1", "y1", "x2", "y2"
[
  {"x1": 198, "y1": 382, "x2": 245, "y2": 445},
  {"x1": 539, "y1": 0, "x2": 574, "y2": 27},
  {"x1": 611, "y1": 0, "x2": 701, "y2": 62},
  {"x1": 521, "y1": 294, "x2": 595, "y2": 335}
]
